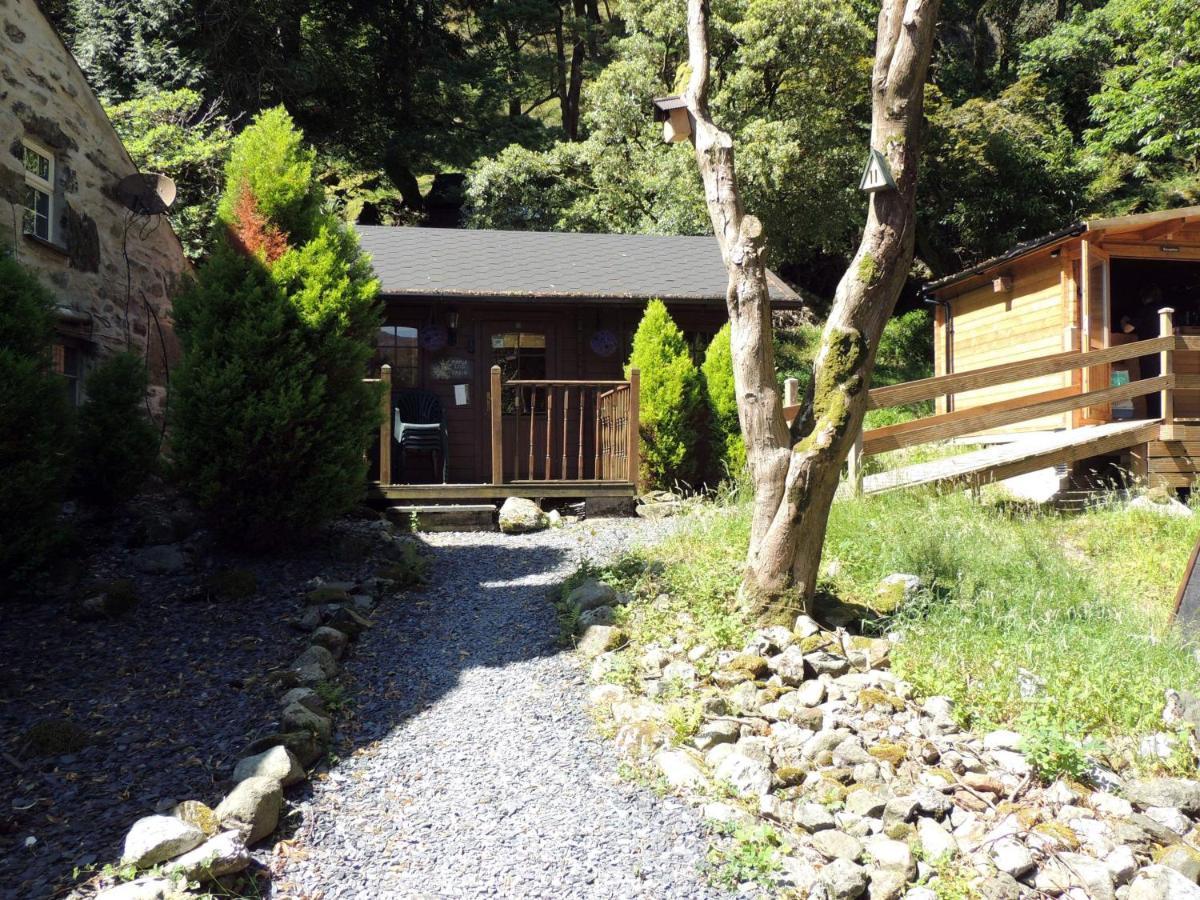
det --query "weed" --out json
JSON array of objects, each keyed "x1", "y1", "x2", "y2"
[
  {"x1": 665, "y1": 700, "x2": 704, "y2": 744},
  {"x1": 315, "y1": 681, "x2": 351, "y2": 713},
  {"x1": 705, "y1": 824, "x2": 785, "y2": 890}
]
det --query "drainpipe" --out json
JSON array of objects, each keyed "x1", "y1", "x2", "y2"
[{"x1": 922, "y1": 290, "x2": 953, "y2": 412}]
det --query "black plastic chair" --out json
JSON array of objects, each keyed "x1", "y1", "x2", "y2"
[{"x1": 394, "y1": 389, "x2": 448, "y2": 483}]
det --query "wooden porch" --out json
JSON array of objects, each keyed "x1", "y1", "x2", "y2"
[{"x1": 364, "y1": 365, "x2": 640, "y2": 503}]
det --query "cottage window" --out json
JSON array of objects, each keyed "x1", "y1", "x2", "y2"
[
  {"x1": 52, "y1": 342, "x2": 82, "y2": 406},
  {"x1": 491, "y1": 332, "x2": 546, "y2": 413},
  {"x1": 375, "y1": 326, "x2": 419, "y2": 386},
  {"x1": 21, "y1": 140, "x2": 54, "y2": 243}
]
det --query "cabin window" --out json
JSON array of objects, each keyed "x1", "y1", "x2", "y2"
[
  {"x1": 375, "y1": 325, "x2": 419, "y2": 386},
  {"x1": 22, "y1": 140, "x2": 54, "y2": 243},
  {"x1": 52, "y1": 342, "x2": 82, "y2": 406}
]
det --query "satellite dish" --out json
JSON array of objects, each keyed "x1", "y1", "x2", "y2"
[{"x1": 116, "y1": 172, "x2": 177, "y2": 215}]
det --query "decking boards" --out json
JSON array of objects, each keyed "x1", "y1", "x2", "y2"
[{"x1": 863, "y1": 419, "x2": 1159, "y2": 495}]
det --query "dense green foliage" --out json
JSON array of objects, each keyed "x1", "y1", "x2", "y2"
[
  {"x1": 625, "y1": 300, "x2": 703, "y2": 489},
  {"x1": 105, "y1": 89, "x2": 233, "y2": 258},
  {"x1": 48, "y1": 0, "x2": 1200, "y2": 295},
  {"x1": 701, "y1": 324, "x2": 745, "y2": 481},
  {"x1": 74, "y1": 352, "x2": 159, "y2": 507},
  {"x1": 0, "y1": 258, "x2": 73, "y2": 590},
  {"x1": 171, "y1": 108, "x2": 380, "y2": 547}
]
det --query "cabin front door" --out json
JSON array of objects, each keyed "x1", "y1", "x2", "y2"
[
  {"x1": 1080, "y1": 241, "x2": 1111, "y2": 424},
  {"x1": 479, "y1": 320, "x2": 556, "y2": 481}
]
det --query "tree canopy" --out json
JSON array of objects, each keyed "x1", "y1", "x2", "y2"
[{"x1": 48, "y1": 0, "x2": 1200, "y2": 296}]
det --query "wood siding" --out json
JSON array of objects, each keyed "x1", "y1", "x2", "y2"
[
  {"x1": 944, "y1": 258, "x2": 1071, "y2": 433},
  {"x1": 381, "y1": 297, "x2": 727, "y2": 484}
]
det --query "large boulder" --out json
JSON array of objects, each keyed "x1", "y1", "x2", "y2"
[
  {"x1": 214, "y1": 776, "x2": 283, "y2": 845},
  {"x1": 498, "y1": 497, "x2": 547, "y2": 534},
  {"x1": 567, "y1": 579, "x2": 618, "y2": 613},
  {"x1": 1125, "y1": 778, "x2": 1200, "y2": 814},
  {"x1": 281, "y1": 701, "x2": 332, "y2": 742},
  {"x1": 96, "y1": 879, "x2": 184, "y2": 900},
  {"x1": 233, "y1": 745, "x2": 306, "y2": 787},
  {"x1": 576, "y1": 625, "x2": 625, "y2": 658},
  {"x1": 1129, "y1": 865, "x2": 1200, "y2": 900},
  {"x1": 309, "y1": 626, "x2": 349, "y2": 660},
  {"x1": 291, "y1": 644, "x2": 337, "y2": 683},
  {"x1": 121, "y1": 814, "x2": 205, "y2": 867},
  {"x1": 168, "y1": 830, "x2": 250, "y2": 881}
]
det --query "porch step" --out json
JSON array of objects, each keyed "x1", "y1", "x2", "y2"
[{"x1": 386, "y1": 504, "x2": 497, "y2": 532}]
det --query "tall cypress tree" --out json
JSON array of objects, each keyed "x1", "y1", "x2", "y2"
[{"x1": 172, "y1": 107, "x2": 381, "y2": 547}]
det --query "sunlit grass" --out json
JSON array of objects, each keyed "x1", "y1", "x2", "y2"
[{"x1": 599, "y1": 483, "x2": 1200, "y2": 741}]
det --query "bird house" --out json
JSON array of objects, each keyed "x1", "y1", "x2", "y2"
[
  {"x1": 993, "y1": 274, "x2": 1013, "y2": 293},
  {"x1": 652, "y1": 95, "x2": 691, "y2": 144}
]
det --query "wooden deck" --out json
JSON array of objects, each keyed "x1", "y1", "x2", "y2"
[
  {"x1": 863, "y1": 419, "x2": 1159, "y2": 494},
  {"x1": 368, "y1": 480, "x2": 637, "y2": 502}
]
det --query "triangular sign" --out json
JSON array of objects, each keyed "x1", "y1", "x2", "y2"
[{"x1": 859, "y1": 148, "x2": 897, "y2": 193}]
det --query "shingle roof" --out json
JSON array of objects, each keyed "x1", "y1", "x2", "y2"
[{"x1": 355, "y1": 226, "x2": 801, "y2": 304}]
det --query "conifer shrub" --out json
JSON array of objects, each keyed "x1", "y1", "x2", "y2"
[
  {"x1": 626, "y1": 299, "x2": 702, "y2": 489},
  {"x1": 0, "y1": 257, "x2": 73, "y2": 589},
  {"x1": 701, "y1": 323, "x2": 746, "y2": 481},
  {"x1": 74, "y1": 352, "x2": 159, "y2": 506},
  {"x1": 172, "y1": 107, "x2": 381, "y2": 548}
]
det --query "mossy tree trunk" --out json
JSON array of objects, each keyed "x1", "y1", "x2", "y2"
[{"x1": 683, "y1": 0, "x2": 940, "y2": 621}]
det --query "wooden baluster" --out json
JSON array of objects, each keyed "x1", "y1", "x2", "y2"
[
  {"x1": 513, "y1": 378, "x2": 520, "y2": 482},
  {"x1": 528, "y1": 387, "x2": 537, "y2": 480},
  {"x1": 593, "y1": 389, "x2": 602, "y2": 479},
  {"x1": 1161, "y1": 307, "x2": 1175, "y2": 428},
  {"x1": 562, "y1": 387, "x2": 570, "y2": 478},
  {"x1": 577, "y1": 387, "x2": 585, "y2": 480},
  {"x1": 628, "y1": 369, "x2": 640, "y2": 486},
  {"x1": 490, "y1": 365, "x2": 503, "y2": 486},
  {"x1": 379, "y1": 364, "x2": 393, "y2": 484},
  {"x1": 545, "y1": 386, "x2": 554, "y2": 480}
]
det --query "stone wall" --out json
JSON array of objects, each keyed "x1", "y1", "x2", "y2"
[{"x1": 0, "y1": 0, "x2": 190, "y2": 414}]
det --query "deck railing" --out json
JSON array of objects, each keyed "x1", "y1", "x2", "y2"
[
  {"x1": 784, "y1": 308, "x2": 1182, "y2": 495},
  {"x1": 490, "y1": 366, "x2": 640, "y2": 485},
  {"x1": 363, "y1": 365, "x2": 640, "y2": 487}
]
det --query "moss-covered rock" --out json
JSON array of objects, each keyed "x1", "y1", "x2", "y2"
[
  {"x1": 858, "y1": 688, "x2": 906, "y2": 712},
  {"x1": 728, "y1": 653, "x2": 770, "y2": 678},
  {"x1": 775, "y1": 766, "x2": 808, "y2": 787},
  {"x1": 868, "y1": 742, "x2": 908, "y2": 765},
  {"x1": 1032, "y1": 820, "x2": 1078, "y2": 849},
  {"x1": 173, "y1": 800, "x2": 220, "y2": 837},
  {"x1": 305, "y1": 586, "x2": 350, "y2": 605}
]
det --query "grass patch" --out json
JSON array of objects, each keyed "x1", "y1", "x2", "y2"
[{"x1": 590, "y1": 483, "x2": 1200, "y2": 745}]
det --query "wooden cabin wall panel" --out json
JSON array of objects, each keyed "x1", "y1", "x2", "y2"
[{"x1": 948, "y1": 260, "x2": 1070, "y2": 432}]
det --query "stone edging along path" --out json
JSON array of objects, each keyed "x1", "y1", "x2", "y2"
[{"x1": 81, "y1": 532, "x2": 427, "y2": 900}]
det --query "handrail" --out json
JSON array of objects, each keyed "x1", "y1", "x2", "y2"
[
  {"x1": 505, "y1": 379, "x2": 631, "y2": 386},
  {"x1": 866, "y1": 336, "x2": 1172, "y2": 410}
]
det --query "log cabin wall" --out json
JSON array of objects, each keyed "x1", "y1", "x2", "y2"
[
  {"x1": 936, "y1": 251, "x2": 1074, "y2": 433},
  {"x1": 377, "y1": 296, "x2": 728, "y2": 484}
]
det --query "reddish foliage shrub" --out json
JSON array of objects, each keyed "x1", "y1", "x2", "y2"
[{"x1": 228, "y1": 182, "x2": 289, "y2": 263}]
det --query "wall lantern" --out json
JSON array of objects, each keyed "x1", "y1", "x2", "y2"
[
  {"x1": 446, "y1": 307, "x2": 459, "y2": 346},
  {"x1": 652, "y1": 95, "x2": 691, "y2": 144}
]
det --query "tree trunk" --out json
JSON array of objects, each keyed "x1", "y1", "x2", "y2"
[{"x1": 683, "y1": 0, "x2": 940, "y2": 622}]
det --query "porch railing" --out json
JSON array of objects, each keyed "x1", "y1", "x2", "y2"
[
  {"x1": 489, "y1": 366, "x2": 640, "y2": 485},
  {"x1": 363, "y1": 364, "x2": 640, "y2": 486},
  {"x1": 807, "y1": 307, "x2": 1181, "y2": 494}
]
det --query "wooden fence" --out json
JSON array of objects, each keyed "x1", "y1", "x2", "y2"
[{"x1": 783, "y1": 309, "x2": 1183, "y2": 494}]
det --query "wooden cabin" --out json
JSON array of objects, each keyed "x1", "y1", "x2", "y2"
[
  {"x1": 356, "y1": 226, "x2": 801, "y2": 503},
  {"x1": 920, "y1": 206, "x2": 1200, "y2": 490}
]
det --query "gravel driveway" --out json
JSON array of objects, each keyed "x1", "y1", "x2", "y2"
[{"x1": 277, "y1": 520, "x2": 720, "y2": 899}]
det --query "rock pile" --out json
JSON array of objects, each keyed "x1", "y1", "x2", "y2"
[
  {"x1": 587, "y1": 608, "x2": 1200, "y2": 899},
  {"x1": 89, "y1": 545, "x2": 426, "y2": 899}
]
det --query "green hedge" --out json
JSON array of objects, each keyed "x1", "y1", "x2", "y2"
[{"x1": 74, "y1": 352, "x2": 159, "y2": 506}]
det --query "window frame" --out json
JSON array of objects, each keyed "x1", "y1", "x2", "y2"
[
  {"x1": 374, "y1": 324, "x2": 421, "y2": 387},
  {"x1": 21, "y1": 138, "x2": 55, "y2": 244},
  {"x1": 52, "y1": 341, "x2": 83, "y2": 407}
]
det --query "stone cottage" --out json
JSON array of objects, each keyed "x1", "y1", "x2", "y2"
[{"x1": 0, "y1": 0, "x2": 189, "y2": 412}]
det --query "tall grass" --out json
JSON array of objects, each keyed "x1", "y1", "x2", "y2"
[{"x1": 610, "y1": 485, "x2": 1200, "y2": 741}]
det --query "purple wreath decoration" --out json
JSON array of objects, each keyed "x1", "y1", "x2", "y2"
[
  {"x1": 590, "y1": 329, "x2": 618, "y2": 357},
  {"x1": 419, "y1": 324, "x2": 448, "y2": 352}
]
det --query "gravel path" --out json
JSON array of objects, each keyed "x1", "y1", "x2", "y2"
[{"x1": 278, "y1": 520, "x2": 720, "y2": 899}]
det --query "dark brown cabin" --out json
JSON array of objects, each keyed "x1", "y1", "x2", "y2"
[{"x1": 355, "y1": 226, "x2": 801, "y2": 502}]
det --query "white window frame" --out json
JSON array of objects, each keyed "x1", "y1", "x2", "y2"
[{"x1": 21, "y1": 138, "x2": 55, "y2": 243}]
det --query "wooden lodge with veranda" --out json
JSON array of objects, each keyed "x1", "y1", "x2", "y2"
[
  {"x1": 846, "y1": 206, "x2": 1200, "y2": 495},
  {"x1": 356, "y1": 227, "x2": 800, "y2": 509}
]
